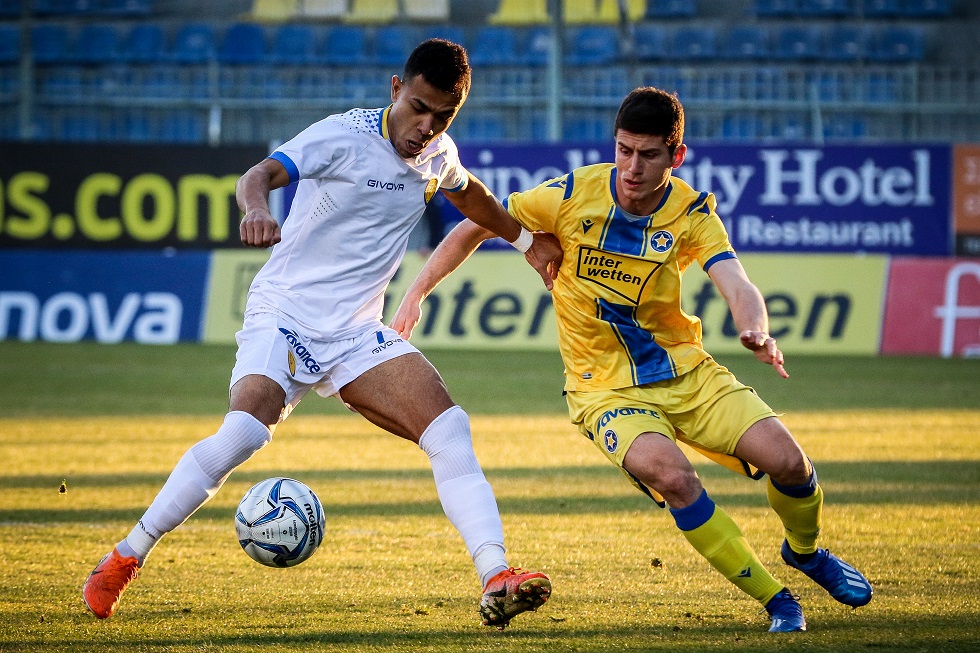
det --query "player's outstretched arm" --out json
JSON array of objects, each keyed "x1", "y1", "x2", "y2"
[
  {"x1": 707, "y1": 258, "x2": 789, "y2": 379},
  {"x1": 391, "y1": 219, "x2": 494, "y2": 339},
  {"x1": 444, "y1": 173, "x2": 562, "y2": 290},
  {"x1": 236, "y1": 158, "x2": 291, "y2": 248}
]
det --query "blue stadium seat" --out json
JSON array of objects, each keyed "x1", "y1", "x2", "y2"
[
  {"x1": 455, "y1": 113, "x2": 506, "y2": 141},
  {"x1": 862, "y1": 0, "x2": 901, "y2": 17},
  {"x1": 903, "y1": 0, "x2": 951, "y2": 18},
  {"x1": 754, "y1": 0, "x2": 800, "y2": 17},
  {"x1": 722, "y1": 25, "x2": 770, "y2": 60},
  {"x1": 565, "y1": 26, "x2": 618, "y2": 66},
  {"x1": 160, "y1": 110, "x2": 204, "y2": 143},
  {"x1": 373, "y1": 25, "x2": 414, "y2": 66},
  {"x1": 118, "y1": 110, "x2": 154, "y2": 142},
  {"x1": 864, "y1": 71, "x2": 899, "y2": 102},
  {"x1": 823, "y1": 114, "x2": 866, "y2": 140},
  {"x1": 32, "y1": 24, "x2": 71, "y2": 64},
  {"x1": 321, "y1": 26, "x2": 369, "y2": 65},
  {"x1": 0, "y1": 0, "x2": 21, "y2": 18},
  {"x1": 722, "y1": 114, "x2": 762, "y2": 140},
  {"x1": 870, "y1": 26, "x2": 925, "y2": 62},
  {"x1": 270, "y1": 25, "x2": 320, "y2": 65},
  {"x1": 469, "y1": 26, "x2": 518, "y2": 66},
  {"x1": 646, "y1": 0, "x2": 697, "y2": 19},
  {"x1": 219, "y1": 23, "x2": 267, "y2": 65},
  {"x1": 170, "y1": 23, "x2": 217, "y2": 64},
  {"x1": 822, "y1": 25, "x2": 869, "y2": 62},
  {"x1": 139, "y1": 64, "x2": 182, "y2": 98},
  {"x1": 522, "y1": 26, "x2": 553, "y2": 66},
  {"x1": 0, "y1": 25, "x2": 20, "y2": 63},
  {"x1": 34, "y1": 0, "x2": 97, "y2": 15},
  {"x1": 666, "y1": 27, "x2": 717, "y2": 61},
  {"x1": 774, "y1": 26, "x2": 821, "y2": 61},
  {"x1": 799, "y1": 0, "x2": 855, "y2": 17},
  {"x1": 74, "y1": 24, "x2": 123, "y2": 64},
  {"x1": 632, "y1": 24, "x2": 667, "y2": 61},
  {"x1": 62, "y1": 112, "x2": 102, "y2": 142},
  {"x1": 103, "y1": 0, "x2": 152, "y2": 16},
  {"x1": 122, "y1": 24, "x2": 166, "y2": 63},
  {"x1": 38, "y1": 66, "x2": 82, "y2": 99},
  {"x1": 563, "y1": 116, "x2": 606, "y2": 141}
]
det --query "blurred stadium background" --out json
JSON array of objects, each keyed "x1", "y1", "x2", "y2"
[{"x1": 0, "y1": 0, "x2": 978, "y2": 357}]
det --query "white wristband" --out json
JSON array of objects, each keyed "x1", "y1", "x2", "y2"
[{"x1": 510, "y1": 226, "x2": 534, "y2": 253}]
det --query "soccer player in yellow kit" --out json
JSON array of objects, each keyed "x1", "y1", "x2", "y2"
[{"x1": 392, "y1": 87, "x2": 873, "y2": 633}]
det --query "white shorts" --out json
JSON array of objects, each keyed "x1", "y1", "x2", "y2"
[{"x1": 230, "y1": 311, "x2": 420, "y2": 421}]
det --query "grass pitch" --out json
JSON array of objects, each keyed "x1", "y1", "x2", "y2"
[{"x1": 0, "y1": 342, "x2": 978, "y2": 653}]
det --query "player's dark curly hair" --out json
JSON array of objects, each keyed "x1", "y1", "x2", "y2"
[
  {"x1": 614, "y1": 87, "x2": 685, "y2": 151},
  {"x1": 403, "y1": 38, "x2": 471, "y2": 99}
]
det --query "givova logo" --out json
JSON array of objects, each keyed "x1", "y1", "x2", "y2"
[
  {"x1": 278, "y1": 328, "x2": 322, "y2": 374},
  {"x1": 0, "y1": 291, "x2": 182, "y2": 343}
]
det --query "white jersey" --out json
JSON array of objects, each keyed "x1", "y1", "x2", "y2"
[{"x1": 246, "y1": 106, "x2": 468, "y2": 341}]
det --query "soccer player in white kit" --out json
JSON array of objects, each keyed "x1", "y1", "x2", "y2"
[{"x1": 83, "y1": 39, "x2": 559, "y2": 629}]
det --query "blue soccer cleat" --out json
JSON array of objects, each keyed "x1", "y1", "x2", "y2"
[
  {"x1": 781, "y1": 540, "x2": 873, "y2": 607},
  {"x1": 765, "y1": 588, "x2": 806, "y2": 633}
]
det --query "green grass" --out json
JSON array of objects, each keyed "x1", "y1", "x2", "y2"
[
  {"x1": 1, "y1": 342, "x2": 978, "y2": 416},
  {"x1": 0, "y1": 342, "x2": 978, "y2": 652}
]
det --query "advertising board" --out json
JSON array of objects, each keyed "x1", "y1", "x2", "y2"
[{"x1": 0, "y1": 250, "x2": 209, "y2": 343}]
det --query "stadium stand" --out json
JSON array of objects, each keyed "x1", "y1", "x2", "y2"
[
  {"x1": 0, "y1": 24, "x2": 20, "y2": 63},
  {"x1": 344, "y1": 0, "x2": 399, "y2": 24},
  {"x1": 268, "y1": 24, "x2": 319, "y2": 65},
  {"x1": 170, "y1": 23, "x2": 217, "y2": 64},
  {"x1": 121, "y1": 24, "x2": 167, "y2": 63},
  {"x1": 218, "y1": 23, "x2": 266, "y2": 65},
  {"x1": 404, "y1": 0, "x2": 451, "y2": 21},
  {"x1": 3, "y1": 0, "x2": 978, "y2": 144},
  {"x1": 487, "y1": 0, "x2": 549, "y2": 25}
]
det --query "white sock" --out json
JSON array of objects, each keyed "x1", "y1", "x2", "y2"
[
  {"x1": 120, "y1": 411, "x2": 272, "y2": 564},
  {"x1": 419, "y1": 406, "x2": 508, "y2": 586}
]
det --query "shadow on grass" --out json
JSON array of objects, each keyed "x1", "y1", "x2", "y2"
[
  {"x1": 2, "y1": 461, "x2": 978, "y2": 524},
  {"x1": 5, "y1": 612, "x2": 980, "y2": 653}
]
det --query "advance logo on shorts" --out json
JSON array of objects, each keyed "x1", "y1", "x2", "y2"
[{"x1": 279, "y1": 328, "x2": 322, "y2": 374}]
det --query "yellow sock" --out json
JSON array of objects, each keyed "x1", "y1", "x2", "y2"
[
  {"x1": 672, "y1": 490, "x2": 783, "y2": 605},
  {"x1": 767, "y1": 477, "x2": 824, "y2": 555}
]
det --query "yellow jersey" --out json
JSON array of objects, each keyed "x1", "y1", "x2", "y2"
[{"x1": 506, "y1": 163, "x2": 736, "y2": 392}]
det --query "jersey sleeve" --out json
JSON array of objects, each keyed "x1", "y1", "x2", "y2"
[
  {"x1": 685, "y1": 192, "x2": 738, "y2": 272},
  {"x1": 269, "y1": 116, "x2": 358, "y2": 184},
  {"x1": 505, "y1": 173, "x2": 570, "y2": 232},
  {"x1": 438, "y1": 135, "x2": 469, "y2": 193}
]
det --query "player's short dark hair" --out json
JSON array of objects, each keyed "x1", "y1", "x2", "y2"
[
  {"x1": 614, "y1": 87, "x2": 684, "y2": 150},
  {"x1": 403, "y1": 38, "x2": 471, "y2": 98}
]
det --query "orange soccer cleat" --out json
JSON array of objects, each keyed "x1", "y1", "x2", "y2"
[
  {"x1": 82, "y1": 548, "x2": 140, "y2": 619},
  {"x1": 478, "y1": 567, "x2": 552, "y2": 629}
]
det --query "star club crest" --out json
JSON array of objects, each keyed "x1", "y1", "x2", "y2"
[
  {"x1": 650, "y1": 230, "x2": 674, "y2": 253},
  {"x1": 603, "y1": 429, "x2": 618, "y2": 453}
]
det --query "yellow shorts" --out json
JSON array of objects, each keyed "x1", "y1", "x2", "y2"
[{"x1": 565, "y1": 358, "x2": 775, "y2": 503}]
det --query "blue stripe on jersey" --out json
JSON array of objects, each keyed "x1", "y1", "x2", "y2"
[
  {"x1": 600, "y1": 206, "x2": 652, "y2": 256},
  {"x1": 597, "y1": 298, "x2": 676, "y2": 385},
  {"x1": 268, "y1": 152, "x2": 299, "y2": 184},
  {"x1": 687, "y1": 191, "x2": 710, "y2": 215},
  {"x1": 563, "y1": 171, "x2": 575, "y2": 200},
  {"x1": 703, "y1": 251, "x2": 737, "y2": 272}
]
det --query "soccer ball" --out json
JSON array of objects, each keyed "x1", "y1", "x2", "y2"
[{"x1": 235, "y1": 477, "x2": 325, "y2": 568}]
